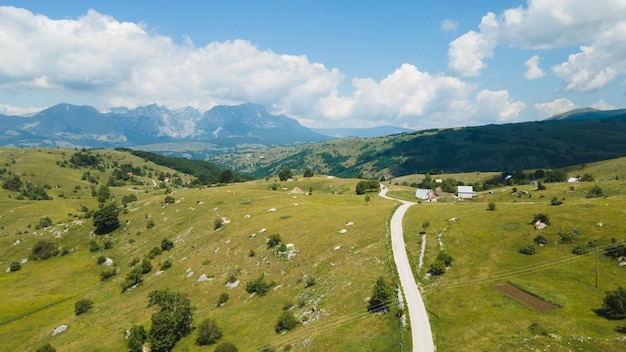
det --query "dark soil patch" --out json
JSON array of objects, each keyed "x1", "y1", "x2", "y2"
[{"x1": 493, "y1": 283, "x2": 558, "y2": 312}]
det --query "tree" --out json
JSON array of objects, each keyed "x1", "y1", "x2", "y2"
[
  {"x1": 75, "y1": 298, "x2": 94, "y2": 315},
  {"x1": 428, "y1": 260, "x2": 447, "y2": 275},
  {"x1": 368, "y1": 277, "x2": 394, "y2": 312},
  {"x1": 9, "y1": 261, "x2": 21, "y2": 272},
  {"x1": 217, "y1": 169, "x2": 235, "y2": 183},
  {"x1": 121, "y1": 267, "x2": 143, "y2": 293},
  {"x1": 275, "y1": 311, "x2": 300, "y2": 333},
  {"x1": 601, "y1": 287, "x2": 626, "y2": 319},
  {"x1": 278, "y1": 167, "x2": 293, "y2": 181},
  {"x1": 586, "y1": 185, "x2": 606, "y2": 198},
  {"x1": 127, "y1": 325, "x2": 147, "y2": 352},
  {"x1": 246, "y1": 275, "x2": 274, "y2": 296},
  {"x1": 303, "y1": 167, "x2": 314, "y2": 178},
  {"x1": 436, "y1": 251, "x2": 453, "y2": 266},
  {"x1": 96, "y1": 185, "x2": 110, "y2": 203},
  {"x1": 196, "y1": 318, "x2": 223, "y2": 345},
  {"x1": 267, "y1": 233, "x2": 282, "y2": 249},
  {"x1": 2, "y1": 174, "x2": 23, "y2": 191},
  {"x1": 93, "y1": 204, "x2": 120, "y2": 234},
  {"x1": 214, "y1": 342, "x2": 239, "y2": 352},
  {"x1": 487, "y1": 202, "x2": 496, "y2": 211},
  {"x1": 148, "y1": 289, "x2": 195, "y2": 352},
  {"x1": 161, "y1": 238, "x2": 174, "y2": 251},
  {"x1": 30, "y1": 240, "x2": 58, "y2": 260}
]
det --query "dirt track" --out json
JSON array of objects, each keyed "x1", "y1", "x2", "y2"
[{"x1": 493, "y1": 283, "x2": 558, "y2": 312}]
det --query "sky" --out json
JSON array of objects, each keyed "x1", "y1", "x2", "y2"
[{"x1": 0, "y1": 0, "x2": 625, "y2": 130}]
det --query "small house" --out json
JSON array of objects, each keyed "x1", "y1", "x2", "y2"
[
  {"x1": 415, "y1": 188, "x2": 436, "y2": 201},
  {"x1": 457, "y1": 185, "x2": 475, "y2": 199},
  {"x1": 568, "y1": 177, "x2": 579, "y2": 183}
]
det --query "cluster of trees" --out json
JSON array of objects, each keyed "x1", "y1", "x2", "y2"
[
  {"x1": 355, "y1": 180, "x2": 380, "y2": 195},
  {"x1": 429, "y1": 251, "x2": 454, "y2": 275},
  {"x1": 2, "y1": 174, "x2": 52, "y2": 200}
]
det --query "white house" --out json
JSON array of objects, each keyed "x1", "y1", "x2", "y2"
[
  {"x1": 457, "y1": 185, "x2": 475, "y2": 199},
  {"x1": 568, "y1": 177, "x2": 579, "y2": 183},
  {"x1": 415, "y1": 188, "x2": 436, "y2": 201}
]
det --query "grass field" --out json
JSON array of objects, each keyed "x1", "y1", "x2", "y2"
[{"x1": 1, "y1": 148, "x2": 626, "y2": 351}]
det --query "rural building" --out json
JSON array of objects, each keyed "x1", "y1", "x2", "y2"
[
  {"x1": 457, "y1": 185, "x2": 475, "y2": 199},
  {"x1": 415, "y1": 188, "x2": 436, "y2": 201},
  {"x1": 568, "y1": 177, "x2": 579, "y2": 182}
]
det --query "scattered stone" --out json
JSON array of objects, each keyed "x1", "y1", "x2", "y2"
[
  {"x1": 339, "y1": 229, "x2": 347, "y2": 234},
  {"x1": 20, "y1": 258, "x2": 28, "y2": 264},
  {"x1": 534, "y1": 220, "x2": 548, "y2": 230},
  {"x1": 102, "y1": 257, "x2": 114, "y2": 266},
  {"x1": 259, "y1": 228, "x2": 267, "y2": 233},
  {"x1": 186, "y1": 269, "x2": 194, "y2": 278},
  {"x1": 597, "y1": 222, "x2": 604, "y2": 227},
  {"x1": 155, "y1": 270, "x2": 164, "y2": 276},
  {"x1": 12, "y1": 239, "x2": 20, "y2": 246},
  {"x1": 249, "y1": 233, "x2": 256, "y2": 239},
  {"x1": 333, "y1": 246, "x2": 341, "y2": 251},
  {"x1": 197, "y1": 274, "x2": 213, "y2": 282},
  {"x1": 269, "y1": 208, "x2": 277, "y2": 212},
  {"x1": 51, "y1": 324, "x2": 68, "y2": 336},
  {"x1": 345, "y1": 221, "x2": 354, "y2": 226},
  {"x1": 243, "y1": 214, "x2": 251, "y2": 219},
  {"x1": 448, "y1": 217, "x2": 458, "y2": 222},
  {"x1": 226, "y1": 280, "x2": 240, "y2": 289}
]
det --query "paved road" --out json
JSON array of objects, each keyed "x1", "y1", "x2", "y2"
[{"x1": 379, "y1": 186, "x2": 435, "y2": 352}]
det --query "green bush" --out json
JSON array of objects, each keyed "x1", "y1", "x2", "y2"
[
  {"x1": 75, "y1": 298, "x2": 93, "y2": 315},
  {"x1": 487, "y1": 202, "x2": 496, "y2": 211},
  {"x1": 436, "y1": 251, "x2": 453, "y2": 266},
  {"x1": 160, "y1": 238, "x2": 174, "y2": 251},
  {"x1": 9, "y1": 261, "x2": 21, "y2": 272},
  {"x1": 160, "y1": 259, "x2": 172, "y2": 271},
  {"x1": 533, "y1": 234, "x2": 548, "y2": 245},
  {"x1": 586, "y1": 185, "x2": 606, "y2": 198},
  {"x1": 275, "y1": 311, "x2": 300, "y2": 333},
  {"x1": 36, "y1": 217, "x2": 53, "y2": 229},
  {"x1": 97, "y1": 256, "x2": 107, "y2": 265},
  {"x1": 246, "y1": 275, "x2": 275, "y2": 296},
  {"x1": 214, "y1": 218, "x2": 224, "y2": 230},
  {"x1": 126, "y1": 325, "x2": 146, "y2": 352},
  {"x1": 121, "y1": 267, "x2": 143, "y2": 292},
  {"x1": 531, "y1": 213, "x2": 550, "y2": 225},
  {"x1": 89, "y1": 240, "x2": 100, "y2": 252},
  {"x1": 519, "y1": 244, "x2": 536, "y2": 255},
  {"x1": 368, "y1": 277, "x2": 394, "y2": 312},
  {"x1": 572, "y1": 246, "x2": 590, "y2": 255},
  {"x1": 428, "y1": 260, "x2": 447, "y2": 275},
  {"x1": 601, "y1": 287, "x2": 626, "y2": 319},
  {"x1": 35, "y1": 343, "x2": 56, "y2": 352},
  {"x1": 267, "y1": 234, "x2": 282, "y2": 249},
  {"x1": 100, "y1": 268, "x2": 117, "y2": 281},
  {"x1": 148, "y1": 246, "x2": 162, "y2": 259},
  {"x1": 30, "y1": 240, "x2": 59, "y2": 260},
  {"x1": 214, "y1": 342, "x2": 239, "y2": 352},
  {"x1": 140, "y1": 258, "x2": 152, "y2": 274},
  {"x1": 196, "y1": 318, "x2": 222, "y2": 346}
]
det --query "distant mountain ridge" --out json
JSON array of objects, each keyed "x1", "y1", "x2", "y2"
[
  {"x1": 313, "y1": 126, "x2": 414, "y2": 138},
  {"x1": 0, "y1": 103, "x2": 331, "y2": 148}
]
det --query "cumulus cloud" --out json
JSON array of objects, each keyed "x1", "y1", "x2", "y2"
[
  {"x1": 0, "y1": 104, "x2": 44, "y2": 116},
  {"x1": 591, "y1": 99, "x2": 615, "y2": 110},
  {"x1": 524, "y1": 55, "x2": 545, "y2": 80},
  {"x1": 441, "y1": 19, "x2": 459, "y2": 32},
  {"x1": 448, "y1": 0, "x2": 626, "y2": 89},
  {"x1": 316, "y1": 63, "x2": 475, "y2": 128},
  {"x1": 533, "y1": 98, "x2": 576, "y2": 118},
  {"x1": 0, "y1": 6, "x2": 343, "y2": 116},
  {"x1": 475, "y1": 89, "x2": 526, "y2": 123}
]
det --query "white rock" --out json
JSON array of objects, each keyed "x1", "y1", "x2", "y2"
[
  {"x1": 339, "y1": 229, "x2": 347, "y2": 234},
  {"x1": 51, "y1": 325, "x2": 68, "y2": 336},
  {"x1": 12, "y1": 239, "x2": 20, "y2": 246},
  {"x1": 226, "y1": 280, "x2": 240, "y2": 289},
  {"x1": 20, "y1": 258, "x2": 28, "y2": 264},
  {"x1": 269, "y1": 208, "x2": 277, "y2": 212},
  {"x1": 334, "y1": 246, "x2": 341, "y2": 251},
  {"x1": 197, "y1": 274, "x2": 213, "y2": 282}
]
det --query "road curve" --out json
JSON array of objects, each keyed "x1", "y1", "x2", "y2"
[{"x1": 379, "y1": 185, "x2": 435, "y2": 352}]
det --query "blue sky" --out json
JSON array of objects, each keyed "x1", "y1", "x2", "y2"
[{"x1": 0, "y1": 1, "x2": 624, "y2": 129}]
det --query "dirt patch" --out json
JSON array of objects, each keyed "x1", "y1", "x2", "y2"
[{"x1": 493, "y1": 283, "x2": 558, "y2": 312}]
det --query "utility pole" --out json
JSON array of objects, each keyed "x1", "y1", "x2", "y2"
[
  {"x1": 437, "y1": 283, "x2": 441, "y2": 318},
  {"x1": 595, "y1": 246, "x2": 599, "y2": 288}
]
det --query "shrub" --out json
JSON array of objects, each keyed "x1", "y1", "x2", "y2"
[
  {"x1": 196, "y1": 318, "x2": 223, "y2": 345},
  {"x1": 30, "y1": 240, "x2": 58, "y2": 260},
  {"x1": 97, "y1": 256, "x2": 107, "y2": 265},
  {"x1": 148, "y1": 246, "x2": 162, "y2": 259},
  {"x1": 9, "y1": 261, "x2": 21, "y2": 272},
  {"x1": 531, "y1": 213, "x2": 550, "y2": 225},
  {"x1": 92, "y1": 204, "x2": 120, "y2": 234},
  {"x1": 126, "y1": 325, "x2": 147, "y2": 352},
  {"x1": 436, "y1": 251, "x2": 453, "y2": 266},
  {"x1": 148, "y1": 289, "x2": 194, "y2": 352},
  {"x1": 214, "y1": 342, "x2": 239, "y2": 352},
  {"x1": 606, "y1": 244, "x2": 626, "y2": 259},
  {"x1": 140, "y1": 258, "x2": 152, "y2": 274},
  {"x1": 601, "y1": 287, "x2": 626, "y2": 319},
  {"x1": 533, "y1": 234, "x2": 548, "y2": 245},
  {"x1": 89, "y1": 240, "x2": 100, "y2": 252},
  {"x1": 146, "y1": 219, "x2": 155, "y2": 229},
  {"x1": 306, "y1": 276, "x2": 316, "y2": 288},
  {"x1": 164, "y1": 195, "x2": 175, "y2": 204},
  {"x1": 36, "y1": 217, "x2": 53, "y2": 229},
  {"x1": 217, "y1": 293, "x2": 229, "y2": 306},
  {"x1": 559, "y1": 231, "x2": 575, "y2": 244},
  {"x1": 75, "y1": 298, "x2": 93, "y2": 315},
  {"x1": 586, "y1": 185, "x2": 606, "y2": 198},
  {"x1": 275, "y1": 311, "x2": 300, "y2": 333},
  {"x1": 214, "y1": 218, "x2": 224, "y2": 230},
  {"x1": 487, "y1": 202, "x2": 496, "y2": 211},
  {"x1": 572, "y1": 246, "x2": 590, "y2": 255},
  {"x1": 428, "y1": 260, "x2": 447, "y2": 275},
  {"x1": 100, "y1": 268, "x2": 117, "y2": 281},
  {"x1": 35, "y1": 344, "x2": 56, "y2": 352},
  {"x1": 550, "y1": 196, "x2": 563, "y2": 206},
  {"x1": 267, "y1": 234, "x2": 282, "y2": 249},
  {"x1": 121, "y1": 267, "x2": 143, "y2": 292},
  {"x1": 246, "y1": 275, "x2": 274, "y2": 296},
  {"x1": 368, "y1": 277, "x2": 394, "y2": 312},
  {"x1": 160, "y1": 238, "x2": 174, "y2": 251},
  {"x1": 519, "y1": 244, "x2": 536, "y2": 255},
  {"x1": 160, "y1": 260, "x2": 172, "y2": 271},
  {"x1": 103, "y1": 240, "x2": 113, "y2": 249}
]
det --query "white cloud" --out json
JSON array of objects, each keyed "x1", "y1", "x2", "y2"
[
  {"x1": 448, "y1": 0, "x2": 626, "y2": 89},
  {"x1": 524, "y1": 55, "x2": 545, "y2": 80},
  {"x1": 447, "y1": 12, "x2": 498, "y2": 77},
  {"x1": 0, "y1": 104, "x2": 44, "y2": 116},
  {"x1": 441, "y1": 19, "x2": 459, "y2": 32},
  {"x1": 475, "y1": 89, "x2": 526, "y2": 123},
  {"x1": 316, "y1": 63, "x2": 475, "y2": 128},
  {"x1": 533, "y1": 98, "x2": 576, "y2": 118},
  {"x1": 591, "y1": 99, "x2": 615, "y2": 110}
]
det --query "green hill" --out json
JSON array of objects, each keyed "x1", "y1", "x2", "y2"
[{"x1": 2, "y1": 148, "x2": 626, "y2": 351}]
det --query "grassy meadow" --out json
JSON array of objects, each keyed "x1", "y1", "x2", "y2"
[{"x1": 1, "y1": 148, "x2": 626, "y2": 351}]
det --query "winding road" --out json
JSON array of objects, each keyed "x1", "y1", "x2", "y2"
[{"x1": 379, "y1": 185, "x2": 435, "y2": 352}]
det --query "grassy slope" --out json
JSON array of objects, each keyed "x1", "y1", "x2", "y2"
[{"x1": 0, "y1": 148, "x2": 404, "y2": 351}]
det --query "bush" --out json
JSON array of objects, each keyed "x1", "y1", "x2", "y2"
[
  {"x1": 586, "y1": 185, "x2": 606, "y2": 198},
  {"x1": 487, "y1": 202, "x2": 496, "y2": 211},
  {"x1": 215, "y1": 342, "x2": 239, "y2": 352},
  {"x1": 368, "y1": 277, "x2": 394, "y2": 312},
  {"x1": 160, "y1": 238, "x2": 174, "y2": 251},
  {"x1": 97, "y1": 256, "x2": 107, "y2": 265},
  {"x1": 559, "y1": 231, "x2": 576, "y2": 244},
  {"x1": 100, "y1": 268, "x2": 117, "y2": 281},
  {"x1": 196, "y1": 318, "x2": 223, "y2": 345},
  {"x1": 306, "y1": 276, "x2": 316, "y2": 288},
  {"x1": 519, "y1": 244, "x2": 536, "y2": 255},
  {"x1": 246, "y1": 275, "x2": 274, "y2": 296},
  {"x1": 35, "y1": 344, "x2": 56, "y2": 352},
  {"x1": 75, "y1": 298, "x2": 93, "y2": 315},
  {"x1": 214, "y1": 218, "x2": 224, "y2": 230},
  {"x1": 531, "y1": 213, "x2": 550, "y2": 225},
  {"x1": 275, "y1": 311, "x2": 300, "y2": 333},
  {"x1": 606, "y1": 244, "x2": 626, "y2": 259},
  {"x1": 436, "y1": 251, "x2": 453, "y2": 266},
  {"x1": 146, "y1": 219, "x2": 155, "y2": 229},
  {"x1": 140, "y1": 258, "x2": 152, "y2": 274},
  {"x1": 164, "y1": 195, "x2": 175, "y2": 204},
  {"x1": 148, "y1": 246, "x2": 162, "y2": 259},
  {"x1": 30, "y1": 240, "x2": 58, "y2": 260},
  {"x1": 160, "y1": 260, "x2": 172, "y2": 271},
  {"x1": 92, "y1": 204, "x2": 120, "y2": 234},
  {"x1": 121, "y1": 267, "x2": 143, "y2": 292},
  {"x1": 36, "y1": 217, "x2": 53, "y2": 229},
  {"x1": 572, "y1": 246, "x2": 590, "y2": 255},
  {"x1": 89, "y1": 240, "x2": 100, "y2": 252},
  {"x1": 103, "y1": 240, "x2": 113, "y2": 249},
  {"x1": 533, "y1": 234, "x2": 548, "y2": 245},
  {"x1": 9, "y1": 261, "x2": 21, "y2": 272},
  {"x1": 127, "y1": 325, "x2": 147, "y2": 352},
  {"x1": 428, "y1": 260, "x2": 447, "y2": 275},
  {"x1": 148, "y1": 289, "x2": 194, "y2": 352},
  {"x1": 267, "y1": 234, "x2": 282, "y2": 249},
  {"x1": 601, "y1": 287, "x2": 626, "y2": 319},
  {"x1": 217, "y1": 293, "x2": 229, "y2": 306},
  {"x1": 550, "y1": 196, "x2": 563, "y2": 206}
]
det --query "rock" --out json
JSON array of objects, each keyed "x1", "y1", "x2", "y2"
[
  {"x1": 20, "y1": 258, "x2": 28, "y2": 264},
  {"x1": 226, "y1": 280, "x2": 240, "y2": 289},
  {"x1": 51, "y1": 324, "x2": 68, "y2": 336},
  {"x1": 197, "y1": 274, "x2": 213, "y2": 282},
  {"x1": 103, "y1": 257, "x2": 114, "y2": 266},
  {"x1": 339, "y1": 229, "x2": 347, "y2": 234}
]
